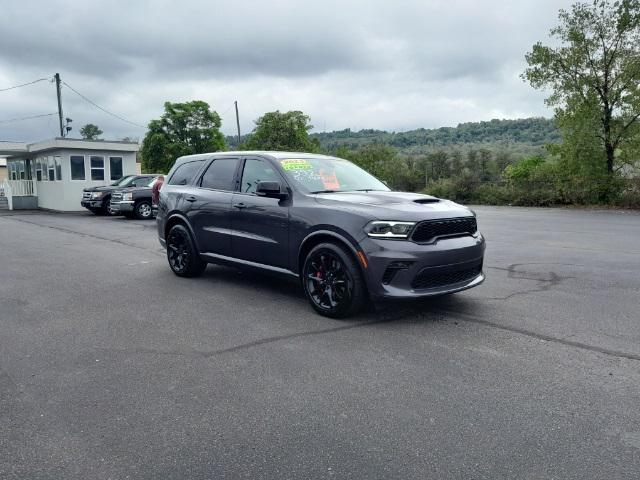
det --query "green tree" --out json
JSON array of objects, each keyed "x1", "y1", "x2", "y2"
[
  {"x1": 244, "y1": 110, "x2": 319, "y2": 152},
  {"x1": 425, "y1": 150, "x2": 451, "y2": 182},
  {"x1": 495, "y1": 150, "x2": 513, "y2": 174},
  {"x1": 478, "y1": 148, "x2": 493, "y2": 181},
  {"x1": 465, "y1": 149, "x2": 481, "y2": 179},
  {"x1": 549, "y1": 94, "x2": 606, "y2": 176},
  {"x1": 523, "y1": 0, "x2": 640, "y2": 174},
  {"x1": 449, "y1": 150, "x2": 464, "y2": 174},
  {"x1": 140, "y1": 100, "x2": 226, "y2": 173},
  {"x1": 80, "y1": 123, "x2": 103, "y2": 140}
]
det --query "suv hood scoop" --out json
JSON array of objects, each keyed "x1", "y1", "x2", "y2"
[{"x1": 413, "y1": 198, "x2": 440, "y2": 204}]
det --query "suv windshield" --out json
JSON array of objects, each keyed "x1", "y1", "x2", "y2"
[
  {"x1": 279, "y1": 157, "x2": 389, "y2": 193},
  {"x1": 111, "y1": 175, "x2": 136, "y2": 187}
]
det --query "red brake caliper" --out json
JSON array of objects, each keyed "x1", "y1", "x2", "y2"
[{"x1": 316, "y1": 266, "x2": 324, "y2": 294}]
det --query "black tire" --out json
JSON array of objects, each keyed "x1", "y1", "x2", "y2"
[
  {"x1": 134, "y1": 200, "x2": 153, "y2": 220},
  {"x1": 166, "y1": 224, "x2": 207, "y2": 277},
  {"x1": 302, "y1": 243, "x2": 367, "y2": 318},
  {"x1": 101, "y1": 197, "x2": 112, "y2": 216}
]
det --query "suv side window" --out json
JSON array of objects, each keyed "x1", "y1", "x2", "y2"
[
  {"x1": 240, "y1": 159, "x2": 282, "y2": 194},
  {"x1": 200, "y1": 158, "x2": 240, "y2": 191},
  {"x1": 168, "y1": 161, "x2": 204, "y2": 186}
]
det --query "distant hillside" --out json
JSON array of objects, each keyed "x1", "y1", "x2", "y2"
[
  {"x1": 312, "y1": 118, "x2": 559, "y2": 157},
  {"x1": 226, "y1": 117, "x2": 560, "y2": 158}
]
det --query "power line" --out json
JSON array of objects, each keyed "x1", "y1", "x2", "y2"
[
  {"x1": 220, "y1": 102, "x2": 236, "y2": 117},
  {"x1": 0, "y1": 112, "x2": 58, "y2": 124},
  {"x1": 0, "y1": 77, "x2": 50, "y2": 93},
  {"x1": 61, "y1": 80, "x2": 146, "y2": 129}
]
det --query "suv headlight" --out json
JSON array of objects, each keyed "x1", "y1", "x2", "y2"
[
  {"x1": 91, "y1": 192, "x2": 103, "y2": 199},
  {"x1": 122, "y1": 192, "x2": 133, "y2": 201},
  {"x1": 364, "y1": 221, "x2": 416, "y2": 238}
]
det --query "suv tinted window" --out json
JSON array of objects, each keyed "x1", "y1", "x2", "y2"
[
  {"x1": 241, "y1": 159, "x2": 282, "y2": 194},
  {"x1": 168, "y1": 161, "x2": 204, "y2": 186},
  {"x1": 200, "y1": 158, "x2": 239, "y2": 191}
]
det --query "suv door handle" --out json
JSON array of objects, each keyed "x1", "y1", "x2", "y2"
[
  {"x1": 233, "y1": 202, "x2": 247, "y2": 209},
  {"x1": 185, "y1": 195, "x2": 197, "y2": 202}
]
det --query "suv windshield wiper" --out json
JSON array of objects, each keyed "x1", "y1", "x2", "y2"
[
  {"x1": 354, "y1": 189, "x2": 384, "y2": 192},
  {"x1": 310, "y1": 189, "x2": 341, "y2": 194}
]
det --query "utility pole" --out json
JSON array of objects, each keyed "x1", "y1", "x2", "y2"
[
  {"x1": 234, "y1": 101, "x2": 241, "y2": 146},
  {"x1": 54, "y1": 73, "x2": 64, "y2": 137}
]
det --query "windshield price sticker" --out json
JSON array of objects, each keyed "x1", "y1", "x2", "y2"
[
  {"x1": 320, "y1": 171, "x2": 340, "y2": 190},
  {"x1": 280, "y1": 159, "x2": 313, "y2": 171}
]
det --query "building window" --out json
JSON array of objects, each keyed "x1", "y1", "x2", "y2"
[
  {"x1": 35, "y1": 158, "x2": 42, "y2": 181},
  {"x1": 90, "y1": 156, "x2": 105, "y2": 181},
  {"x1": 48, "y1": 156, "x2": 55, "y2": 181},
  {"x1": 41, "y1": 157, "x2": 49, "y2": 181},
  {"x1": 109, "y1": 157, "x2": 123, "y2": 180},
  {"x1": 70, "y1": 156, "x2": 85, "y2": 180},
  {"x1": 54, "y1": 156, "x2": 62, "y2": 180}
]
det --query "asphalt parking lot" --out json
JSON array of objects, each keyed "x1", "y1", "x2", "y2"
[{"x1": 1, "y1": 206, "x2": 640, "y2": 479}]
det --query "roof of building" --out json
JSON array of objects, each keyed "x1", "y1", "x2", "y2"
[{"x1": 0, "y1": 138, "x2": 139, "y2": 157}]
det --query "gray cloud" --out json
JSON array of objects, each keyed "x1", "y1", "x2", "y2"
[{"x1": 0, "y1": 0, "x2": 572, "y2": 142}]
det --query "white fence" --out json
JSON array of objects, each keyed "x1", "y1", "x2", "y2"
[{"x1": 0, "y1": 180, "x2": 37, "y2": 210}]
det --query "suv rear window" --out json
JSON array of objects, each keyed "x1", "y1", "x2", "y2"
[{"x1": 168, "y1": 160, "x2": 205, "y2": 186}]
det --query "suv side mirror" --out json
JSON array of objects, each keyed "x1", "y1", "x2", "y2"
[{"x1": 256, "y1": 181, "x2": 287, "y2": 199}]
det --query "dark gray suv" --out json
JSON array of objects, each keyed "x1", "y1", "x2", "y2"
[{"x1": 156, "y1": 152, "x2": 485, "y2": 318}]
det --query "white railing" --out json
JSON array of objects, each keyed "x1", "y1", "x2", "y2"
[
  {"x1": 2, "y1": 179, "x2": 37, "y2": 196},
  {"x1": 0, "y1": 179, "x2": 37, "y2": 210}
]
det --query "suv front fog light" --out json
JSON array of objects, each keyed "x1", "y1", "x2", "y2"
[{"x1": 365, "y1": 221, "x2": 415, "y2": 238}]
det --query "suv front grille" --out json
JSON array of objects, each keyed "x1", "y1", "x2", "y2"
[
  {"x1": 411, "y1": 261, "x2": 482, "y2": 290},
  {"x1": 411, "y1": 217, "x2": 477, "y2": 243},
  {"x1": 111, "y1": 192, "x2": 123, "y2": 201},
  {"x1": 82, "y1": 191, "x2": 92, "y2": 200}
]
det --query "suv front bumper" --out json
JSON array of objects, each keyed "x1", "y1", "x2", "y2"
[{"x1": 360, "y1": 234, "x2": 486, "y2": 299}]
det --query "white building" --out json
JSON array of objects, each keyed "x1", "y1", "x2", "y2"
[
  {"x1": 0, "y1": 158, "x2": 7, "y2": 182},
  {"x1": 0, "y1": 138, "x2": 140, "y2": 211}
]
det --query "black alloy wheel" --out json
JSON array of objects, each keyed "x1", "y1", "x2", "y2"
[
  {"x1": 166, "y1": 224, "x2": 206, "y2": 277},
  {"x1": 303, "y1": 243, "x2": 366, "y2": 318}
]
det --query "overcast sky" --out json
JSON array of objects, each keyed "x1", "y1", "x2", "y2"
[{"x1": 0, "y1": 0, "x2": 573, "y2": 142}]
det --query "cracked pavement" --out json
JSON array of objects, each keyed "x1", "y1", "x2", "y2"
[{"x1": 1, "y1": 206, "x2": 639, "y2": 479}]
